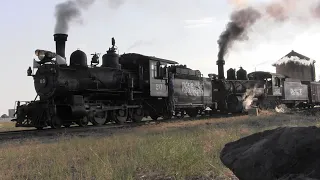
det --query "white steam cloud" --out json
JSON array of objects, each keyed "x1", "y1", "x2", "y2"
[{"x1": 242, "y1": 84, "x2": 263, "y2": 110}]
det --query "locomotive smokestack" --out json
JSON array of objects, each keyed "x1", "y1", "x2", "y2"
[
  {"x1": 54, "y1": 33, "x2": 68, "y2": 58},
  {"x1": 216, "y1": 59, "x2": 225, "y2": 79}
]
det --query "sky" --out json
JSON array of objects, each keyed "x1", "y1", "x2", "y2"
[{"x1": 1, "y1": 0, "x2": 320, "y2": 115}]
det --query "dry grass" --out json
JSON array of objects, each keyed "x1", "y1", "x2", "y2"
[
  {"x1": 0, "y1": 121, "x2": 29, "y2": 132},
  {"x1": 0, "y1": 111, "x2": 319, "y2": 180}
]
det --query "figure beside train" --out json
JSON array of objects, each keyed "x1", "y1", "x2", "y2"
[{"x1": 11, "y1": 34, "x2": 320, "y2": 129}]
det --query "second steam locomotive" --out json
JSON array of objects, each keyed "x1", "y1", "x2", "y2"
[{"x1": 11, "y1": 33, "x2": 320, "y2": 129}]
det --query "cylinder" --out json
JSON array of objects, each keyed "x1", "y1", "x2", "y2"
[
  {"x1": 227, "y1": 95, "x2": 244, "y2": 113},
  {"x1": 54, "y1": 34, "x2": 68, "y2": 58}
]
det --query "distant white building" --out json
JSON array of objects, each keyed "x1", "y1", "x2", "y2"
[{"x1": 8, "y1": 109, "x2": 15, "y2": 118}]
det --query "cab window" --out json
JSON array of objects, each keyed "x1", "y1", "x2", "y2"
[
  {"x1": 150, "y1": 61, "x2": 166, "y2": 79},
  {"x1": 274, "y1": 77, "x2": 281, "y2": 87}
]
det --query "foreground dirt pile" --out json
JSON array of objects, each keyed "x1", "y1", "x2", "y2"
[{"x1": 220, "y1": 126, "x2": 320, "y2": 180}]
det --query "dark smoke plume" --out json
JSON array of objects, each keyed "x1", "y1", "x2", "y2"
[
  {"x1": 217, "y1": 7, "x2": 261, "y2": 60},
  {"x1": 218, "y1": 0, "x2": 320, "y2": 60},
  {"x1": 54, "y1": 0, "x2": 126, "y2": 34},
  {"x1": 54, "y1": 0, "x2": 95, "y2": 34}
]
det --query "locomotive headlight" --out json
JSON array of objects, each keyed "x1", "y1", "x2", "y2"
[
  {"x1": 35, "y1": 49, "x2": 46, "y2": 61},
  {"x1": 35, "y1": 49, "x2": 56, "y2": 61}
]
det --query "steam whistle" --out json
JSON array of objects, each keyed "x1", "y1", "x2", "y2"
[
  {"x1": 112, "y1": 37, "x2": 115, "y2": 47},
  {"x1": 109, "y1": 37, "x2": 117, "y2": 52},
  {"x1": 90, "y1": 52, "x2": 100, "y2": 66}
]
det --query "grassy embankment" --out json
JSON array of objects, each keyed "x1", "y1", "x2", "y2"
[
  {"x1": 0, "y1": 111, "x2": 319, "y2": 180},
  {"x1": 0, "y1": 121, "x2": 29, "y2": 132}
]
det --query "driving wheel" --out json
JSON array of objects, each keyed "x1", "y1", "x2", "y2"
[
  {"x1": 91, "y1": 111, "x2": 107, "y2": 126},
  {"x1": 186, "y1": 109, "x2": 198, "y2": 118},
  {"x1": 50, "y1": 116, "x2": 62, "y2": 129},
  {"x1": 132, "y1": 108, "x2": 144, "y2": 123},
  {"x1": 77, "y1": 116, "x2": 89, "y2": 127},
  {"x1": 112, "y1": 109, "x2": 128, "y2": 124}
]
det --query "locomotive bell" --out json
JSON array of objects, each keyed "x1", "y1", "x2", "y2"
[
  {"x1": 70, "y1": 50, "x2": 88, "y2": 67},
  {"x1": 91, "y1": 53, "x2": 100, "y2": 66}
]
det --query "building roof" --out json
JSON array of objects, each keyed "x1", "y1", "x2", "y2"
[{"x1": 272, "y1": 50, "x2": 315, "y2": 66}]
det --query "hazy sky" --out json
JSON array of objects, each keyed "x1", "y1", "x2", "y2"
[{"x1": 1, "y1": 0, "x2": 320, "y2": 115}]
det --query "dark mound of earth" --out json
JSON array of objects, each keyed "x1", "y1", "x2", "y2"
[{"x1": 220, "y1": 126, "x2": 320, "y2": 180}]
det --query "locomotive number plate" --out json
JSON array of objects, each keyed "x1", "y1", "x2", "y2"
[
  {"x1": 290, "y1": 88, "x2": 302, "y2": 96},
  {"x1": 40, "y1": 78, "x2": 46, "y2": 84},
  {"x1": 150, "y1": 82, "x2": 168, "y2": 97},
  {"x1": 156, "y1": 84, "x2": 163, "y2": 91}
]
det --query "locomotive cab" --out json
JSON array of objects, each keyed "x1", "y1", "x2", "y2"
[
  {"x1": 149, "y1": 59, "x2": 177, "y2": 97},
  {"x1": 119, "y1": 53, "x2": 177, "y2": 97},
  {"x1": 118, "y1": 53, "x2": 178, "y2": 119},
  {"x1": 248, "y1": 71, "x2": 285, "y2": 96}
]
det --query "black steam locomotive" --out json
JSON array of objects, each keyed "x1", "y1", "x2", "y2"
[
  {"x1": 14, "y1": 33, "x2": 320, "y2": 130},
  {"x1": 12, "y1": 34, "x2": 267, "y2": 129}
]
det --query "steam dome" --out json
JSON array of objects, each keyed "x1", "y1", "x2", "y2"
[
  {"x1": 70, "y1": 50, "x2": 87, "y2": 67},
  {"x1": 236, "y1": 67, "x2": 247, "y2": 80},
  {"x1": 227, "y1": 68, "x2": 236, "y2": 80},
  {"x1": 102, "y1": 48, "x2": 120, "y2": 69}
]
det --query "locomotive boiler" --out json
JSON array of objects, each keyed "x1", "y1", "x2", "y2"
[
  {"x1": 13, "y1": 34, "x2": 140, "y2": 129},
  {"x1": 34, "y1": 34, "x2": 125, "y2": 99}
]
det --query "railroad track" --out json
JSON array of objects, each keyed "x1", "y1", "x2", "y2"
[
  {"x1": 0, "y1": 112, "x2": 250, "y2": 141},
  {"x1": 278, "y1": 106, "x2": 320, "y2": 115},
  {"x1": 1, "y1": 107, "x2": 316, "y2": 142},
  {"x1": 0, "y1": 124, "x2": 116, "y2": 140}
]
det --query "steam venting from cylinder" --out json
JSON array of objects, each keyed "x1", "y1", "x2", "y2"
[
  {"x1": 242, "y1": 87, "x2": 257, "y2": 110},
  {"x1": 54, "y1": 34, "x2": 68, "y2": 58}
]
